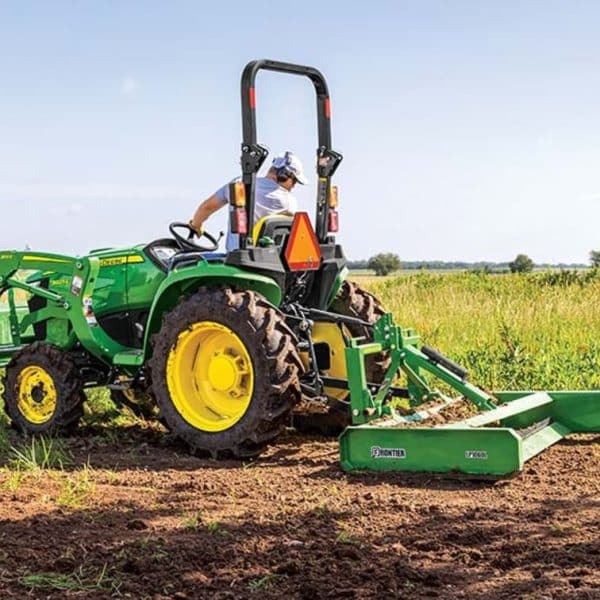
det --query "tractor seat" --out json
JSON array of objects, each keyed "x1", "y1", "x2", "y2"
[{"x1": 252, "y1": 215, "x2": 294, "y2": 246}]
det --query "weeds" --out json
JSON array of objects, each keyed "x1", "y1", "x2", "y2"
[
  {"x1": 548, "y1": 522, "x2": 577, "y2": 537},
  {"x1": 82, "y1": 388, "x2": 121, "y2": 426},
  {"x1": 8, "y1": 436, "x2": 71, "y2": 471},
  {"x1": 1, "y1": 469, "x2": 26, "y2": 491},
  {"x1": 248, "y1": 573, "x2": 280, "y2": 592},
  {"x1": 180, "y1": 511, "x2": 202, "y2": 530},
  {"x1": 312, "y1": 501, "x2": 332, "y2": 517},
  {"x1": 367, "y1": 271, "x2": 600, "y2": 391},
  {"x1": 205, "y1": 520, "x2": 230, "y2": 536},
  {"x1": 19, "y1": 564, "x2": 120, "y2": 594},
  {"x1": 56, "y1": 467, "x2": 96, "y2": 508},
  {"x1": 336, "y1": 530, "x2": 358, "y2": 545}
]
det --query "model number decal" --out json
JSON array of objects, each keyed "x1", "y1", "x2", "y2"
[
  {"x1": 465, "y1": 450, "x2": 488, "y2": 460},
  {"x1": 99, "y1": 255, "x2": 144, "y2": 267},
  {"x1": 371, "y1": 446, "x2": 406, "y2": 459}
]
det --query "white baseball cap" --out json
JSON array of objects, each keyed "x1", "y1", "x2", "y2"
[{"x1": 272, "y1": 151, "x2": 308, "y2": 185}]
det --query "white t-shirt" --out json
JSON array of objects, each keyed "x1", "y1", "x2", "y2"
[{"x1": 215, "y1": 177, "x2": 298, "y2": 251}]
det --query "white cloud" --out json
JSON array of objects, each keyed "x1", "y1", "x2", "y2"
[{"x1": 120, "y1": 77, "x2": 139, "y2": 96}]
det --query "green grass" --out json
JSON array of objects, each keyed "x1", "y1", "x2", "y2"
[
  {"x1": 1, "y1": 269, "x2": 599, "y2": 436},
  {"x1": 335, "y1": 529, "x2": 359, "y2": 545},
  {"x1": 248, "y1": 573, "x2": 280, "y2": 592},
  {"x1": 8, "y1": 436, "x2": 71, "y2": 471},
  {"x1": 56, "y1": 466, "x2": 96, "y2": 508},
  {"x1": 205, "y1": 520, "x2": 230, "y2": 536},
  {"x1": 180, "y1": 511, "x2": 202, "y2": 530},
  {"x1": 363, "y1": 270, "x2": 600, "y2": 391},
  {"x1": 19, "y1": 564, "x2": 120, "y2": 594}
]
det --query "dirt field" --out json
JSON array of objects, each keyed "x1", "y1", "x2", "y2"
[{"x1": 0, "y1": 424, "x2": 598, "y2": 599}]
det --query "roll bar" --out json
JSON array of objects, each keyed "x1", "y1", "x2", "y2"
[{"x1": 238, "y1": 59, "x2": 343, "y2": 247}]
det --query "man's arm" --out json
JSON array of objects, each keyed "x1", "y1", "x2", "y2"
[
  {"x1": 190, "y1": 193, "x2": 226, "y2": 233},
  {"x1": 284, "y1": 194, "x2": 298, "y2": 215}
]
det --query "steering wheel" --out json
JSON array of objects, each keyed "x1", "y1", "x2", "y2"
[{"x1": 169, "y1": 222, "x2": 221, "y2": 252}]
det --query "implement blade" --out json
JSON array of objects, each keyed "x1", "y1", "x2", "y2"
[
  {"x1": 340, "y1": 390, "x2": 600, "y2": 477},
  {"x1": 340, "y1": 426, "x2": 524, "y2": 476}
]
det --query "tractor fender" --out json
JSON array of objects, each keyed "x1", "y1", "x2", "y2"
[
  {"x1": 141, "y1": 261, "x2": 282, "y2": 360},
  {"x1": 327, "y1": 266, "x2": 349, "y2": 308}
]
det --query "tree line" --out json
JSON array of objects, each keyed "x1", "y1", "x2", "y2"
[{"x1": 354, "y1": 252, "x2": 596, "y2": 276}]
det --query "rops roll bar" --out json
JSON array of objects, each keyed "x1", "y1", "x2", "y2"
[{"x1": 238, "y1": 59, "x2": 343, "y2": 247}]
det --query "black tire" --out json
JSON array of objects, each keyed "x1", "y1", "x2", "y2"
[
  {"x1": 329, "y1": 280, "x2": 391, "y2": 383},
  {"x1": 294, "y1": 280, "x2": 391, "y2": 433},
  {"x1": 2, "y1": 342, "x2": 84, "y2": 435},
  {"x1": 149, "y1": 287, "x2": 303, "y2": 458}
]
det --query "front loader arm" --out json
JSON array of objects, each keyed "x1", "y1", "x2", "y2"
[{"x1": 0, "y1": 251, "x2": 130, "y2": 365}]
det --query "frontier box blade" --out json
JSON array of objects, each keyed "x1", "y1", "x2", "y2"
[{"x1": 339, "y1": 315, "x2": 600, "y2": 477}]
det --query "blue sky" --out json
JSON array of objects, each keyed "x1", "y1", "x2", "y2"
[{"x1": 1, "y1": 1, "x2": 599, "y2": 262}]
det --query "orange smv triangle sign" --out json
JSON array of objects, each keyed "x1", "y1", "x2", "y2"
[{"x1": 284, "y1": 212, "x2": 322, "y2": 271}]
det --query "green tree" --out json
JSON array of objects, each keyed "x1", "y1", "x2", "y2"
[
  {"x1": 589, "y1": 250, "x2": 600, "y2": 267},
  {"x1": 509, "y1": 254, "x2": 534, "y2": 273},
  {"x1": 367, "y1": 253, "x2": 401, "y2": 276}
]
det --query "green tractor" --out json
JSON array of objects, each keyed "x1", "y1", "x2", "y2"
[
  {"x1": 2, "y1": 59, "x2": 598, "y2": 476},
  {"x1": 0, "y1": 59, "x2": 387, "y2": 458}
]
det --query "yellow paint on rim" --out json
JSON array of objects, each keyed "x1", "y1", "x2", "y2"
[
  {"x1": 16, "y1": 365, "x2": 58, "y2": 424},
  {"x1": 166, "y1": 321, "x2": 254, "y2": 432},
  {"x1": 300, "y1": 322, "x2": 351, "y2": 401}
]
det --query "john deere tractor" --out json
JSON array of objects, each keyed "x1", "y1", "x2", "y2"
[
  {"x1": 0, "y1": 60, "x2": 388, "y2": 458},
  {"x1": 3, "y1": 60, "x2": 597, "y2": 474}
]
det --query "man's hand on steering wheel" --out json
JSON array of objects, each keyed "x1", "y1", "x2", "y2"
[
  {"x1": 188, "y1": 220, "x2": 204, "y2": 237},
  {"x1": 169, "y1": 222, "x2": 221, "y2": 252}
]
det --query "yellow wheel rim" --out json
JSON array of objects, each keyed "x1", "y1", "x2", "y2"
[
  {"x1": 300, "y1": 322, "x2": 351, "y2": 401},
  {"x1": 166, "y1": 321, "x2": 254, "y2": 432},
  {"x1": 16, "y1": 365, "x2": 58, "y2": 425}
]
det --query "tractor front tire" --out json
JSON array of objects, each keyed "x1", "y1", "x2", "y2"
[
  {"x1": 149, "y1": 287, "x2": 303, "y2": 458},
  {"x1": 2, "y1": 342, "x2": 84, "y2": 435}
]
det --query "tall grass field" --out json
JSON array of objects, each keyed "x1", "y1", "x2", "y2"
[
  {"x1": 1, "y1": 270, "x2": 600, "y2": 398},
  {"x1": 360, "y1": 270, "x2": 600, "y2": 391}
]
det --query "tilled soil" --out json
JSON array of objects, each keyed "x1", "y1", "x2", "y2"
[{"x1": 0, "y1": 426, "x2": 598, "y2": 599}]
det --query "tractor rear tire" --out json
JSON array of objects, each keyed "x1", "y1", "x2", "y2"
[
  {"x1": 294, "y1": 281, "x2": 391, "y2": 434},
  {"x1": 2, "y1": 342, "x2": 84, "y2": 435},
  {"x1": 149, "y1": 287, "x2": 303, "y2": 458},
  {"x1": 330, "y1": 280, "x2": 391, "y2": 383}
]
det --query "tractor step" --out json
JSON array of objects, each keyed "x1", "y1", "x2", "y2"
[{"x1": 113, "y1": 350, "x2": 144, "y2": 367}]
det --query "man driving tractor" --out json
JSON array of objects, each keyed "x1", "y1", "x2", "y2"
[{"x1": 189, "y1": 151, "x2": 307, "y2": 251}]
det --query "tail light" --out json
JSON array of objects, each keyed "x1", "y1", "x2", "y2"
[
  {"x1": 229, "y1": 181, "x2": 247, "y2": 207},
  {"x1": 328, "y1": 185, "x2": 339, "y2": 208},
  {"x1": 231, "y1": 208, "x2": 248, "y2": 235},
  {"x1": 328, "y1": 210, "x2": 339, "y2": 233}
]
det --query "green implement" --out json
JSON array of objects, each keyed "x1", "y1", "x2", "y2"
[{"x1": 339, "y1": 314, "x2": 600, "y2": 477}]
